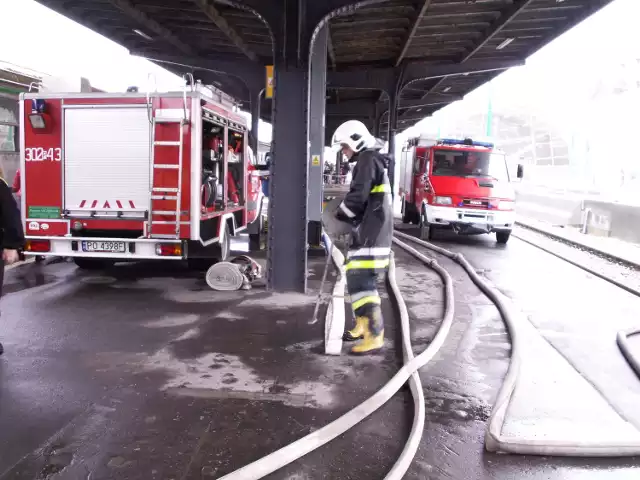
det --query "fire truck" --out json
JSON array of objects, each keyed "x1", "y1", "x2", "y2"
[
  {"x1": 19, "y1": 81, "x2": 263, "y2": 269},
  {"x1": 399, "y1": 136, "x2": 523, "y2": 244}
]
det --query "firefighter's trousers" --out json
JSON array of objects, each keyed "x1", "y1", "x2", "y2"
[{"x1": 346, "y1": 268, "x2": 385, "y2": 336}]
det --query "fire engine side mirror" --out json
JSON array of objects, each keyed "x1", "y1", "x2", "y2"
[{"x1": 516, "y1": 164, "x2": 524, "y2": 179}]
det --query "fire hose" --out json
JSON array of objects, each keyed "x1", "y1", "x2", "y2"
[
  {"x1": 217, "y1": 243, "x2": 455, "y2": 479},
  {"x1": 217, "y1": 227, "x2": 640, "y2": 479},
  {"x1": 394, "y1": 230, "x2": 640, "y2": 456}
]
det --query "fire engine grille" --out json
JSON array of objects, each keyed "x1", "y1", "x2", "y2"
[{"x1": 462, "y1": 199, "x2": 490, "y2": 208}]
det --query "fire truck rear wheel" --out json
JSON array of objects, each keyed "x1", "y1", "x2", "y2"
[
  {"x1": 401, "y1": 199, "x2": 412, "y2": 224},
  {"x1": 73, "y1": 258, "x2": 116, "y2": 270}
]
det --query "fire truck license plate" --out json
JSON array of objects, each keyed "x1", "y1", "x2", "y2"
[{"x1": 82, "y1": 241, "x2": 126, "y2": 253}]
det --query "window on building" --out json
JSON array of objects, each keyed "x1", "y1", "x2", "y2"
[{"x1": 0, "y1": 123, "x2": 17, "y2": 153}]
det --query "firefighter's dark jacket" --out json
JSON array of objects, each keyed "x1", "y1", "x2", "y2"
[
  {"x1": 0, "y1": 178, "x2": 25, "y2": 250},
  {"x1": 335, "y1": 149, "x2": 393, "y2": 253}
]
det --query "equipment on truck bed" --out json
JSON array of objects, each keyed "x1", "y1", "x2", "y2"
[
  {"x1": 398, "y1": 135, "x2": 524, "y2": 244},
  {"x1": 19, "y1": 78, "x2": 265, "y2": 268}
]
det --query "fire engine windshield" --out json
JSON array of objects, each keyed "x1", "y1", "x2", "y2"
[{"x1": 432, "y1": 149, "x2": 509, "y2": 181}]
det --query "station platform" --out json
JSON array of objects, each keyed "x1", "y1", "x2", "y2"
[{"x1": 1, "y1": 231, "x2": 639, "y2": 479}]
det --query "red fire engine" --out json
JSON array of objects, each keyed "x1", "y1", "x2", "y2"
[
  {"x1": 399, "y1": 136, "x2": 523, "y2": 244},
  {"x1": 19, "y1": 83, "x2": 263, "y2": 269}
]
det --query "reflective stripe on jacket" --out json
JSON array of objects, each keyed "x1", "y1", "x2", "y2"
[{"x1": 336, "y1": 149, "x2": 393, "y2": 271}]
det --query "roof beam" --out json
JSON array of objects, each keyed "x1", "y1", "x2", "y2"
[
  {"x1": 404, "y1": 0, "x2": 533, "y2": 110},
  {"x1": 327, "y1": 97, "x2": 461, "y2": 117},
  {"x1": 460, "y1": 0, "x2": 535, "y2": 63},
  {"x1": 402, "y1": 59, "x2": 523, "y2": 87},
  {"x1": 326, "y1": 58, "x2": 522, "y2": 91},
  {"x1": 108, "y1": 0, "x2": 195, "y2": 55},
  {"x1": 395, "y1": 0, "x2": 434, "y2": 67},
  {"x1": 381, "y1": 113, "x2": 428, "y2": 125},
  {"x1": 327, "y1": 102, "x2": 376, "y2": 117},
  {"x1": 327, "y1": 27, "x2": 337, "y2": 70},
  {"x1": 129, "y1": 51, "x2": 263, "y2": 90},
  {"x1": 191, "y1": 0, "x2": 258, "y2": 62}
]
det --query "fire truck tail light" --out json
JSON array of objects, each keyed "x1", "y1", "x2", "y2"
[
  {"x1": 156, "y1": 243, "x2": 183, "y2": 257},
  {"x1": 26, "y1": 239, "x2": 51, "y2": 253}
]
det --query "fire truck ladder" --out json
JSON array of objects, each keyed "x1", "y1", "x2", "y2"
[{"x1": 148, "y1": 111, "x2": 188, "y2": 239}]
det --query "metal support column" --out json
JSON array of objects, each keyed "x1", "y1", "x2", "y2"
[
  {"x1": 268, "y1": 66, "x2": 309, "y2": 292},
  {"x1": 250, "y1": 89, "x2": 262, "y2": 157},
  {"x1": 307, "y1": 25, "x2": 328, "y2": 248},
  {"x1": 387, "y1": 91, "x2": 399, "y2": 200},
  {"x1": 373, "y1": 102, "x2": 384, "y2": 138}
]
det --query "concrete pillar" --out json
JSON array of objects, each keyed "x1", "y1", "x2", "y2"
[{"x1": 306, "y1": 25, "x2": 328, "y2": 247}]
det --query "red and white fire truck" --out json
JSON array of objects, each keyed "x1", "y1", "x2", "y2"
[
  {"x1": 399, "y1": 136, "x2": 523, "y2": 244},
  {"x1": 19, "y1": 83, "x2": 263, "y2": 269}
]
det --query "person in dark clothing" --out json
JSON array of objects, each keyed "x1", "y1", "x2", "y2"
[
  {"x1": 330, "y1": 120, "x2": 393, "y2": 355},
  {"x1": 0, "y1": 173, "x2": 25, "y2": 355}
]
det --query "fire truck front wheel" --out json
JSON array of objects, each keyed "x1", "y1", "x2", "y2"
[
  {"x1": 496, "y1": 231, "x2": 511, "y2": 244},
  {"x1": 73, "y1": 258, "x2": 116, "y2": 270},
  {"x1": 419, "y1": 207, "x2": 434, "y2": 241}
]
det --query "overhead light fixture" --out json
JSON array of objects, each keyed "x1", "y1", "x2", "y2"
[
  {"x1": 416, "y1": 108, "x2": 422, "y2": 112},
  {"x1": 133, "y1": 29, "x2": 153, "y2": 40},
  {"x1": 496, "y1": 38, "x2": 515, "y2": 50},
  {"x1": 443, "y1": 87, "x2": 452, "y2": 93}
]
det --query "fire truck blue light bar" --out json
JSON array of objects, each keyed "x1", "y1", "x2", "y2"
[{"x1": 439, "y1": 138, "x2": 494, "y2": 148}]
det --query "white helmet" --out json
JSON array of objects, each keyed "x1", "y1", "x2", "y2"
[{"x1": 331, "y1": 120, "x2": 376, "y2": 153}]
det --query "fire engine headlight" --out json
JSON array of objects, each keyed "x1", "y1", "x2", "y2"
[
  {"x1": 498, "y1": 200, "x2": 515, "y2": 211},
  {"x1": 434, "y1": 196, "x2": 452, "y2": 205}
]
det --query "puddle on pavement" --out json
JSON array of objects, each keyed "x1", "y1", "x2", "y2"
[
  {"x1": 142, "y1": 348, "x2": 338, "y2": 409},
  {"x1": 2, "y1": 273, "x2": 57, "y2": 294}
]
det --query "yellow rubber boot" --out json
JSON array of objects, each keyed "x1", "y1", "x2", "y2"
[
  {"x1": 343, "y1": 316, "x2": 366, "y2": 341},
  {"x1": 350, "y1": 318, "x2": 384, "y2": 355}
]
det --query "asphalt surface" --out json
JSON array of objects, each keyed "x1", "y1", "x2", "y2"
[{"x1": 0, "y1": 230, "x2": 639, "y2": 479}]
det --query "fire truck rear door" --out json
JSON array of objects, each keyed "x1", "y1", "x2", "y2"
[{"x1": 63, "y1": 106, "x2": 150, "y2": 216}]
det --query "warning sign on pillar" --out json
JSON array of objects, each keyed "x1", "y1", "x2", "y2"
[
  {"x1": 265, "y1": 65, "x2": 274, "y2": 99},
  {"x1": 311, "y1": 155, "x2": 321, "y2": 166}
]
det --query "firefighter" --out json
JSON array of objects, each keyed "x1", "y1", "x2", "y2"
[
  {"x1": 330, "y1": 120, "x2": 393, "y2": 355},
  {"x1": 0, "y1": 170, "x2": 25, "y2": 355}
]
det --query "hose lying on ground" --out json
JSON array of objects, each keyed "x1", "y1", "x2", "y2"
[
  {"x1": 217, "y1": 248, "x2": 455, "y2": 479},
  {"x1": 320, "y1": 232, "x2": 346, "y2": 355},
  {"x1": 617, "y1": 330, "x2": 640, "y2": 380},
  {"x1": 394, "y1": 229, "x2": 640, "y2": 457}
]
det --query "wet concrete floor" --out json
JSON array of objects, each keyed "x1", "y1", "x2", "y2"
[
  {"x1": 393, "y1": 224, "x2": 640, "y2": 479},
  {"x1": 0, "y1": 229, "x2": 638, "y2": 479}
]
